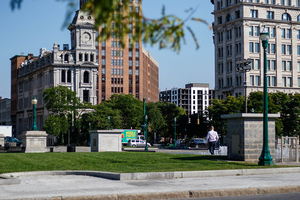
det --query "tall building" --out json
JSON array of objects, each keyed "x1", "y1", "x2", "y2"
[
  {"x1": 211, "y1": 0, "x2": 300, "y2": 99},
  {"x1": 79, "y1": 0, "x2": 159, "y2": 103},
  {"x1": 159, "y1": 83, "x2": 214, "y2": 115},
  {"x1": 12, "y1": 10, "x2": 98, "y2": 138},
  {"x1": 0, "y1": 97, "x2": 11, "y2": 126}
]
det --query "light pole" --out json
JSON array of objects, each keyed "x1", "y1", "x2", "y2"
[
  {"x1": 236, "y1": 59, "x2": 252, "y2": 113},
  {"x1": 31, "y1": 96, "x2": 38, "y2": 131},
  {"x1": 108, "y1": 116, "x2": 110, "y2": 130},
  {"x1": 259, "y1": 25, "x2": 273, "y2": 166},
  {"x1": 144, "y1": 115, "x2": 148, "y2": 151},
  {"x1": 174, "y1": 117, "x2": 176, "y2": 148}
]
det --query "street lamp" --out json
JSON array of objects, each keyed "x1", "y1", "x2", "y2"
[
  {"x1": 236, "y1": 59, "x2": 252, "y2": 113},
  {"x1": 108, "y1": 116, "x2": 110, "y2": 130},
  {"x1": 259, "y1": 25, "x2": 273, "y2": 166},
  {"x1": 144, "y1": 115, "x2": 148, "y2": 151},
  {"x1": 174, "y1": 117, "x2": 177, "y2": 147},
  {"x1": 31, "y1": 96, "x2": 38, "y2": 131}
]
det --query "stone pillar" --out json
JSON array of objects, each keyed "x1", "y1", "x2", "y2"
[
  {"x1": 89, "y1": 130, "x2": 123, "y2": 152},
  {"x1": 221, "y1": 113, "x2": 280, "y2": 163},
  {"x1": 0, "y1": 134, "x2": 4, "y2": 147},
  {"x1": 22, "y1": 131, "x2": 48, "y2": 153}
]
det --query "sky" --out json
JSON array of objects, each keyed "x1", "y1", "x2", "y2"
[{"x1": 0, "y1": 0, "x2": 215, "y2": 99}]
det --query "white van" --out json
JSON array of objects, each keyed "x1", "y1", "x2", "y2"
[{"x1": 128, "y1": 139, "x2": 151, "y2": 147}]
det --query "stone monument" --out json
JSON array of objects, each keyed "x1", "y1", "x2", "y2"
[
  {"x1": 222, "y1": 113, "x2": 280, "y2": 163},
  {"x1": 22, "y1": 131, "x2": 48, "y2": 153}
]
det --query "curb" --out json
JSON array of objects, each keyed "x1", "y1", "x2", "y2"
[
  {"x1": 3, "y1": 167, "x2": 300, "y2": 182},
  {"x1": 5, "y1": 186, "x2": 300, "y2": 200},
  {"x1": 0, "y1": 175, "x2": 21, "y2": 185}
]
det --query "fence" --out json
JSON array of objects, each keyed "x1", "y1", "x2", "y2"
[{"x1": 276, "y1": 136, "x2": 299, "y2": 163}]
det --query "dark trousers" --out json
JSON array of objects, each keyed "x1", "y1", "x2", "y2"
[{"x1": 208, "y1": 141, "x2": 216, "y2": 155}]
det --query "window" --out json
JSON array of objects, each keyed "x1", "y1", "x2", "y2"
[
  {"x1": 271, "y1": 76, "x2": 276, "y2": 86},
  {"x1": 254, "y1": 26, "x2": 259, "y2": 36},
  {"x1": 129, "y1": 69, "x2": 132, "y2": 75},
  {"x1": 270, "y1": 44, "x2": 276, "y2": 54},
  {"x1": 298, "y1": 62, "x2": 300, "y2": 71},
  {"x1": 287, "y1": 45, "x2": 291, "y2": 55},
  {"x1": 235, "y1": 10, "x2": 240, "y2": 19},
  {"x1": 271, "y1": 60, "x2": 276, "y2": 70},
  {"x1": 102, "y1": 50, "x2": 105, "y2": 56},
  {"x1": 135, "y1": 60, "x2": 139, "y2": 66},
  {"x1": 249, "y1": 26, "x2": 253, "y2": 36},
  {"x1": 298, "y1": 77, "x2": 300, "y2": 87},
  {"x1": 129, "y1": 51, "x2": 132, "y2": 57},
  {"x1": 67, "y1": 70, "x2": 71, "y2": 83},
  {"x1": 267, "y1": 11, "x2": 274, "y2": 19},
  {"x1": 282, "y1": 77, "x2": 286, "y2": 87},
  {"x1": 281, "y1": 0, "x2": 285, "y2": 5},
  {"x1": 270, "y1": 28, "x2": 275, "y2": 37},
  {"x1": 85, "y1": 54, "x2": 88, "y2": 61},
  {"x1": 282, "y1": 29, "x2": 285, "y2": 38},
  {"x1": 111, "y1": 69, "x2": 114, "y2": 75},
  {"x1": 250, "y1": 75, "x2": 254, "y2": 86},
  {"x1": 254, "y1": 59, "x2": 260, "y2": 69},
  {"x1": 218, "y1": 16, "x2": 222, "y2": 24},
  {"x1": 64, "y1": 54, "x2": 69, "y2": 63},
  {"x1": 298, "y1": 30, "x2": 300, "y2": 39},
  {"x1": 282, "y1": 61, "x2": 286, "y2": 71},
  {"x1": 90, "y1": 54, "x2": 94, "y2": 62},
  {"x1": 102, "y1": 68, "x2": 105, "y2": 74},
  {"x1": 287, "y1": 0, "x2": 291, "y2": 6},
  {"x1": 135, "y1": 69, "x2": 139, "y2": 75},
  {"x1": 255, "y1": 76, "x2": 260, "y2": 86},
  {"x1": 297, "y1": 0, "x2": 300, "y2": 7},
  {"x1": 61, "y1": 70, "x2": 66, "y2": 82},
  {"x1": 287, "y1": 61, "x2": 292, "y2": 71},
  {"x1": 287, "y1": 29, "x2": 291, "y2": 38},
  {"x1": 79, "y1": 53, "x2": 82, "y2": 61},
  {"x1": 282, "y1": 45, "x2": 286, "y2": 54},
  {"x1": 102, "y1": 59, "x2": 105, "y2": 65},
  {"x1": 226, "y1": 14, "x2": 232, "y2": 22},
  {"x1": 287, "y1": 77, "x2": 292, "y2": 87},
  {"x1": 83, "y1": 90, "x2": 89, "y2": 102},
  {"x1": 282, "y1": 13, "x2": 291, "y2": 21},
  {"x1": 250, "y1": 10, "x2": 258, "y2": 18},
  {"x1": 84, "y1": 71, "x2": 89, "y2": 83},
  {"x1": 129, "y1": 60, "x2": 132, "y2": 66},
  {"x1": 135, "y1": 42, "x2": 139, "y2": 49},
  {"x1": 267, "y1": 60, "x2": 270, "y2": 70},
  {"x1": 249, "y1": 42, "x2": 254, "y2": 52},
  {"x1": 255, "y1": 43, "x2": 259, "y2": 53},
  {"x1": 121, "y1": 60, "x2": 123, "y2": 66}
]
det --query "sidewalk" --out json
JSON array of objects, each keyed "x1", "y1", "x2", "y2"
[{"x1": 1, "y1": 167, "x2": 300, "y2": 200}]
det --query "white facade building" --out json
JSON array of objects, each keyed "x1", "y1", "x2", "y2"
[
  {"x1": 211, "y1": 0, "x2": 300, "y2": 99},
  {"x1": 15, "y1": 10, "x2": 98, "y2": 137}
]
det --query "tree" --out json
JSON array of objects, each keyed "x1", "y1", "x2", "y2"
[
  {"x1": 10, "y1": 0, "x2": 211, "y2": 53},
  {"x1": 43, "y1": 85, "x2": 91, "y2": 144}
]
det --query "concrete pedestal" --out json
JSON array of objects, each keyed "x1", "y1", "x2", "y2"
[
  {"x1": 0, "y1": 134, "x2": 4, "y2": 147},
  {"x1": 221, "y1": 113, "x2": 280, "y2": 163},
  {"x1": 22, "y1": 131, "x2": 48, "y2": 153},
  {"x1": 89, "y1": 130, "x2": 123, "y2": 152}
]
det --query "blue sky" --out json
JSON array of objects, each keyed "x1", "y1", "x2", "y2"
[{"x1": 0, "y1": 0, "x2": 214, "y2": 99}]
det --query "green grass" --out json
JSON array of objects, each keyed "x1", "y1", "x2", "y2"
[{"x1": 0, "y1": 152, "x2": 293, "y2": 174}]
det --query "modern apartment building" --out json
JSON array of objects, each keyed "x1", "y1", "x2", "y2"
[
  {"x1": 79, "y1": 0, "x2": 159, "y2": 103},
  {"x1": 211, "y1": 0, "x2": 300, "y2": 99},
  {"x1": 11, "y1": 10, "x2": 98, "y2": 138},
  {"x1": 0, "y1": 97, "x2": 11, "y2": 126},
  {"x1": 159, "y1": 83, "x2": 214, "y2": 115}
]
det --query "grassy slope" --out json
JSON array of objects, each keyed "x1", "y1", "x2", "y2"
[{"x1": 0, "y1": 152, "x2": 290, "y2": 174}]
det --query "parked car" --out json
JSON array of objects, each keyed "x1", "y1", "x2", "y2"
[
  {"x1": 4, "y1": 137, "x2": 22, "y2": 146},
  {"x1": 189, "y1": 138, "x2": 207, "y2": 148},
  {"x1": 128, "y1": 139, "x2": 151, "y2": 147}
]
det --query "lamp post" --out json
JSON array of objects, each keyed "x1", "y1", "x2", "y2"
[
  {"x1": 174, "y1": 117, "x2": 176, "y2": 147},
  {"x1": 259, "y1": 25, "x2": 273, "y2": 166},
  {"x1": 108, "y1": 116, "x2": 110, "y2": 130},
  {"x1": 144, "y1": 115, "x2": 148, "y2": 151},
  {"x1": 31, "y1": 96, "x2": 38, "y2": 131},
  {"x1": 236, "y1": 59, "x2": 252, "y2": 113}
]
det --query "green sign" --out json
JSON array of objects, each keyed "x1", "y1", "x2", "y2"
[{"x1": 121, "y1": 130, "x2": 137, "y2": 143}]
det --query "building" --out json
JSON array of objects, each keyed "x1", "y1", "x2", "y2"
[
  {"x1": 211, "y1": 0, "x2": 300, "y2": 99},
  {"x1": 79, "y1": 0, "x2": 159, "y2": 103},
  {"x1": 0, "y1": 97, "x2": 11, "y2": 126},
  {"x1": 12, "y1": 10, "x2": 98, "y2": 138},
  {"x1": 159, "y1": 83, "x2": 214, "y2": 115}
]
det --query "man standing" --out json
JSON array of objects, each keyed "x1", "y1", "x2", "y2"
[{"x1": 206, "y1": 126, "x2": 219, "y2": 155}]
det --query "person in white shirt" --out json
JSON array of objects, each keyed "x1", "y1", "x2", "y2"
[{"x1": 206, "y1": 126, "x2": 219, "y2": 155}]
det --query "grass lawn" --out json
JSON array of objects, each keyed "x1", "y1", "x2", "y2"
[{"x1": 0, "y1": 152, "x2": 293, "y2": 174}]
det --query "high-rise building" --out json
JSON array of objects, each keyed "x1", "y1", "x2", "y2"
[
  {"x1": 0, "y1": 97, "x2": 11, "y2": 126},
  {"x1": 79, "y1": 0, "x2": 159, "y2": 103},
  {"x1": 159, "y1": 83, "x2": 214, "y2": 115},
  {"x1": 211, "y1": 0, "x2": 300, "y2": 99}
]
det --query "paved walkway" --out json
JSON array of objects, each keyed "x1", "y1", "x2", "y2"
[{"x1": 1, "y1": 167, "x2": 300, "y2": 200}]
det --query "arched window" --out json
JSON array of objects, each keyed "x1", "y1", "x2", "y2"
[
  {"x1": 61, "y1": 70, "x2": 65, "y2": 82},
  {"x1": 226, "y1": 14, "x2": 232, "y2": 22},
  {"x1": 282, "y1": 13, "x2": 291, "y2": 21},
  {"x1": 84, "y1": 71, "x2": 89, "y2": 83},
  {"x1": 297, "y1": 15, "x2": 300, "y2": 22},
  {"x1": 67, "y1": 70, "x2": 71, "y2": 83},
  {"x1": 64, "y1": 54, "x2": 69, "y2": 62}
]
